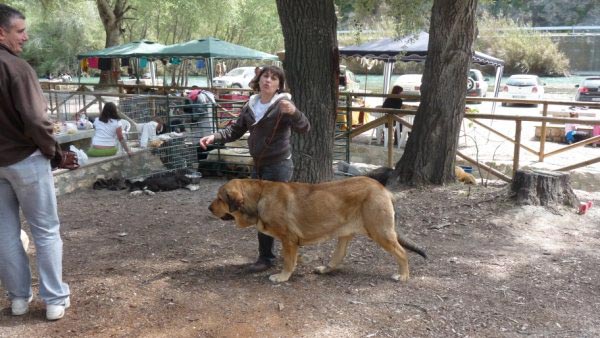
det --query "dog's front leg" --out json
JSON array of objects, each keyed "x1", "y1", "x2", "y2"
[
  {"x1": 315, "y1": 235, "x2": 353, "y2": 274},
  {"x1": 269, "y1": 239, "x2": 298, "y2": 283}
]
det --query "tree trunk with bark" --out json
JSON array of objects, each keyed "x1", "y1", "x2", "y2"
[
  {"x1": 276, "y1": 0, "x2": 339, "y2": 183},
  {"x1": 512, "y1": 169, "x2": 579, "y2": 207},
  {"x1": 390, "y1": 0, "x2": 478, "y2": 187},
  {"x1": 96, "y1": 0, "x2": 131, "y2": 85}
]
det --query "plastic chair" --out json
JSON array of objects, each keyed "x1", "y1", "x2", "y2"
[
  {"x1": 370, "y1": 106, "x2": 402, "y2": 149},
  {"x1": 120, "y1": 119, "x2": 131, "y2": 140},
  {"x1": 368, "y1": 110, "x2": 385, "y2": 145}
]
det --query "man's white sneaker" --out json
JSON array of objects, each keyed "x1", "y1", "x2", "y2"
[
  {"x1": 11, "y1": 296, "x2": 33, "y2": 316},
  {"x1": 46, "y1": 297, "x2": 70, "y2": 321}
]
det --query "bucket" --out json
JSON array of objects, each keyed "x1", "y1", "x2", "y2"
[{"x1": 459, "y1": 165, "x2": 473, "y2": 173}]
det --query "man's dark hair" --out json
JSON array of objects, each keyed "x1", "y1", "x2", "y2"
[{"x1": 0, "y1": 4, "x2": 25, "y2": 31}]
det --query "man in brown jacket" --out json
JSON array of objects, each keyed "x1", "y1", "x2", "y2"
[{"x1": 0, "y1": 4, "x2": 70, "y2": 321}]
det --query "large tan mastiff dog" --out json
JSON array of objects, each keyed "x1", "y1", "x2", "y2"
[{"x1": 209, "y1": 177, "x2": 427, "y2": 283}]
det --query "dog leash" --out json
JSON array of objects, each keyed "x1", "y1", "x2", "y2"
[{"x1": 254, "y1": 107, "x2": 285, "y2": 175}]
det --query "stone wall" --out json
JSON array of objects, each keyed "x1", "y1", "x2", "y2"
[{"x1": 53, "y1": 150, "x2": 166, "y2": 196}]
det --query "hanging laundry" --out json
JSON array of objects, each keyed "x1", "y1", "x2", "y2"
[
  {"x1": 88, "y1": 57, "x2": 99, "y2": 69},
  {"x1": 80, "y1": 58, "x2": 89, "y2": 72},
  {"x1": 98, "y1": 58, "x2": 112, "y2": 71},
  {"x1": 196, "y1": 59, "x2": 205, "y2": 69},
  {"x1": 121, "y1": 58, "x2": 130, "y2": 67},
  {"x1": 170, "y1": 57, "x2": 181, "y2": 65},
  {"x1": 139, "y1": 57, "x2": 148, "y2": 68}
]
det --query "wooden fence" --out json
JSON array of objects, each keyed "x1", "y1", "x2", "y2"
[
  {"x1": 43, "y1": 83, "x2": 600, "y2": 184},
  {"x1": 338, "y1": 93, "x2": 600, "y2": 183}
]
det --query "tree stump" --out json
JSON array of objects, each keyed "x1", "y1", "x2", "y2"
[{"x1": 511, "y1": 169, "x2": 579, "y2": 207}]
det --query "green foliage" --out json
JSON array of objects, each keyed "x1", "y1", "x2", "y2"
[
  {"x1": 476, "y1": 16, "x2": 570, "y2": 76},
  {"x1": 124, "y1": 0, "x2": 282, "y2": 53},
  {"x1": 5, "y1": 0, "x2": 105, "y2": 76},
  {"x1": 480, "y1": 0, "x2": 599, "y2": 27},
  {"x1": 335, "y1": 0, "x2": 431, "y2": 45}
]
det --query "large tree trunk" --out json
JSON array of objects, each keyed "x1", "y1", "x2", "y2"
[
  {"x1": 96, "y1": 0, "x2": 131, "y2": 85},
  {"x1": 391, "y1": 0, "x2": 478, "y2": 186},
  {"x1": 276, "y1": 0, "x2": 339, "y2": 184}
]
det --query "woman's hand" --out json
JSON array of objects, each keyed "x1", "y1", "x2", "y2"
[
  {"x1": 279, "y1": 101, "x2": 297, "y2": 115},
  {"x1": 199, "y1": 135, "x2": 215, "y2": 150}
]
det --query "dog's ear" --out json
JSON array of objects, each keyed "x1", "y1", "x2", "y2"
[{"x1": 225, "y1": 190, "x2": 243, "y2": 212}]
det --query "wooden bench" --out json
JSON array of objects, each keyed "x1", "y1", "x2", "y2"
[
  {"x1": 547, "y1": 110, "x2": 597, "y2": 118},
  {"x1": 534, "y1": 124, "x2": 593, "y2": 143}
]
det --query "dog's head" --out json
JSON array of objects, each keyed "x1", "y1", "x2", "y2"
[{"x1": 208, "y1": 179, "x2": 260, "y2": 227}]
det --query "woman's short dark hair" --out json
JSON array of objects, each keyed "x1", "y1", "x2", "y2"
[
  {"x1": 250, "y1": 65, "x2": 287, "y2": 93},
  {"x1": 99, "y1": 102, "x2": 120, "y2": 123},
  {"x1": 391, "y1": 85, "x2": 403, "y2": 95}
]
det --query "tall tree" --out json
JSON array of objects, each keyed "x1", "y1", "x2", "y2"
[
  {"x1": 276, "y1": 0, "x2": 339, "y2": 183},
  {"x1": 391, "y1": 0, "x2": 478, "y2": 186},
  {"x1": 96, "y1": 0, "x2": 132, "y2": 84}
]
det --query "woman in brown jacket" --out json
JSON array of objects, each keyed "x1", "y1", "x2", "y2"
[{"x1": 199, "y1": 65, "x2": 310, "y2": 272}]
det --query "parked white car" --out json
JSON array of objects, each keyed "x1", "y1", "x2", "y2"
[
  {"x1": 212, "y1": 66, "x2": 256, "y2": 89},
  {"x1": 392, "y1": 74, "x2": 422, "y2": 99},
  {"x1": 500, "y1": 74, "x2": 545, "y2": 106}
]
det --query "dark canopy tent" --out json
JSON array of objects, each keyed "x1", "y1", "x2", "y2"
[
  {"x1": 157, "y1": 37, "x2": 279, "y2": 87},
  {"x1": 339, "y1": 31, "x2": 505, "y2": 104}
]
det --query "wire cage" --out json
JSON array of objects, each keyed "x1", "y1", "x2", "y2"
[
  {"x1": 121, "y1": 95, "x2": 253, "y2": 180},
  {"x1": 43, "y1": 89, "x2": 258, "y2": 181}
]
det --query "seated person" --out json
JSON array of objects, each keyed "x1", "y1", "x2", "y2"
[
  {"x1": 138, "y1": 116, "x2": 164, "y2": 148},
  {"x1": 565, "y1": 112, "x2": 588, "y2": 144},
  {"x1": 186, "y1": 86, "x2": 217, "y2": 122},
  {"x1": 87, "y1": 102, "x2": 132, "y2": 157},
  {"x1": 382, "y1": 85, "x2": 404, "y2": 143}
]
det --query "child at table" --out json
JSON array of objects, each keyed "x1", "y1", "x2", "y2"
[{"x1": 565, "y1": 112, "x2": 588, "y2": 144}]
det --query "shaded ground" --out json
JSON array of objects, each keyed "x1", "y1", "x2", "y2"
[{"x1": 1, "y1": 177, "x2": 599, "y2": 337}]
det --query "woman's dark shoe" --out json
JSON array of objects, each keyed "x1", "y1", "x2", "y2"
[{"x1": 245, "y1": 258, "x2": 275, "y2": 273}]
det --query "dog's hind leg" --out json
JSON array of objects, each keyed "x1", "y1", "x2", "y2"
[
  {"x1": 269, "y1": 239, "x2": 298, "y2": 283},
  {"x1": 315, "y1": 235, "x2": 353, "y2": 274},
  {"x1": 371, "y1": 231, "x2": 410, "y2": 282}
]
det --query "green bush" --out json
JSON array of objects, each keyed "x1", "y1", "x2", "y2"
[{"x1": 476, "y1": 16, "x2": 570, "y2": 76}]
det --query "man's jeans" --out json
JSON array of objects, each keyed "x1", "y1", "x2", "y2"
[{"x1": 0, "y1": 154, "x2": 70, "y2": 305}]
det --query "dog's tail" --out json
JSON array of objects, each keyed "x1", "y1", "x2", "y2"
[
  {"x1": 395, "y1": 213, "x2": 428, "y2": 259},
  {"x1": 397, "y1": 234, "x2": 427, "y2": 259}
]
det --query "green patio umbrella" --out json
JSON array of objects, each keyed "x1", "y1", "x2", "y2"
[
  {"x1": 157, "y1": 37, "x2": 279, "y2": 87},
  {"x1": 77, "y1": 40, "x2": 166, "y2": 59},
  {"x1": 78, "y1": 40, "x2": 166, "y2": 86}
]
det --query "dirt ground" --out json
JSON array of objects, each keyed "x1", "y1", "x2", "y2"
[{"x1": 1, "y1": 176, "x2": 600, "y2": 338}]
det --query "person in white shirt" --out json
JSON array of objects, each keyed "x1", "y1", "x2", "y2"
[
  {"x1": 138, "y1": 117, "x2": 164, "y2": 148},
  {"x1": 87, "y1": 102, "x2": 132, "y2": 157}
]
